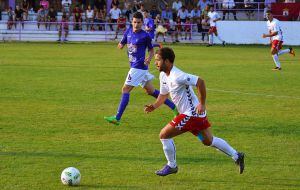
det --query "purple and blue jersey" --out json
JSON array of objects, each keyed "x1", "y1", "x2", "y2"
[
  {"x1": 120, "y1": 27, "x2": 153, "y2": 70},
  {"x1": 144, "y1": 17, "x2": 155, "y2": 40}
]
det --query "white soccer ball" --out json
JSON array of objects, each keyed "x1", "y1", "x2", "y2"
[{"x1": 61, "y1": 167, "x2": 81, "y2": 186}]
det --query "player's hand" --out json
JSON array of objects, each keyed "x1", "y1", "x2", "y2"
[
  {"x1": 262, "y1": 34, "x2": 267, "y2": 38},
  {"x1": 118, "y1": 43, "x2": 124, "y2": 49},
  {"x1": 144, "y1": 57, "x2": 151, "y2": 65},
  {"x1": 144, "y1": 104, "x2": 155, "y2": 113},
  {"x1": 196, "y1": 103, "x2": 206, "y2": 115}
]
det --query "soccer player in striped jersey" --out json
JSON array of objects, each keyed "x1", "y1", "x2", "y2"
[
  {"x1": 145, "y1": 47, "x2": 245, "y2": 176},
  {"x1": 262, "y1": 10, "x2": 295, "y2": 71},
  {"x1": 104, "y1": 12, "x2": 178, "y2": 126}
]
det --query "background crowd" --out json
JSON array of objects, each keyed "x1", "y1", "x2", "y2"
[{"x1": 1, "y1": 0, "x2": 299, "y2": 41}]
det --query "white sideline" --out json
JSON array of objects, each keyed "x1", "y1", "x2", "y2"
[{"x1": 207, "y1": 88, "x2": 300, "y2": 100}]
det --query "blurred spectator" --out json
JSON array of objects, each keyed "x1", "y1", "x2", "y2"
[
  {"x1": 150, "y1": 5, "x2": 160, "y2": 19},
  {"x1": 114, "y1": 14, "x2": 127, "y2": 39},
  {"x1": 161, "y1": 4, "x2": 173, "y2": 21},
  {"x1": 191, "y1": 5, "x2": 201, "y2": 23},
  {"x1": 175, "y1": 17, "x2": 183, "y2": 40},
  {"x1": 7, "y1": 7, "x2": 15, "y2": 30},
  {"x1": 86, "y1": 5, "x2": 94, "y2": 31},
  {"x1": 165, "y1": 19, "x2": 180, "y2": 43},
  {"x1": 111, "y1": 0, "x2": 120, "y2": 8},
  {"x1": 94, "y1": 0, "x2": 106, "y2": 10},
  {"x1": 177, "y1": 5, "x2": 189, "y2": 23},
  {"x1": 58, "y1": 13, "x2": 69, "y2": 42},
  {"x1": 197, "y1": 0, "x2": 212, "y2": 11},
  {"x1": 222, "y1": 0, "x2": 237, "y2": 20},
  {"x1": 73, "y1": 5, "x2": 83, "y2": 30},
  {"x1": 138, "y1": 3, "x2": 146, "y2": 14},
  {"x1": 15, "y1": 5, "x2": 24, "y2": 29},
  {"x1": 244, "y1": 0, "x2": 255, "y2": 20},
  {"x1": 94, "y1": 7, "x2": 105, "y2": 30},
  {"x1": 37, "y1": 6, "x2": 47, "y2": 29},
  {"x1": 40, "y1": 0, "x2": 49, "y2": 10},
  {"x1": 184, "y1": 17, "x2": 192, "y2": 40},
  {"x1": 144, "y1": 10, "x2": 155, "y2": 40},
  {"x1": 61, "y1": 0, "x2": 72, "y2": 17},
  {"x1": 157, "y1": 0, "x2": 168, "y2": 11},
  {"x1": 155, "y1": 14, "x2": 167, "y2": 42},
  {"x1": 172, "y1": 0, "x2": 183, "y2": 20},
  {"x1": 200, "y1": 14, "x2": 209, "y2": 41},
  {"x1": 47, "y1": 7, "x2": 57, "y2": 30},
  {"x1": 21, "y1": 0, "x2": 29, "y2": 20},
  {"x1": 109, "y1": 4, "x2": 121, "y2": 31},
  {"x1": 123, "y1": 0, "x2": 132, "y2": 21}
]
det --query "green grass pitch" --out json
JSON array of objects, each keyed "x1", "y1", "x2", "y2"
[{"x1": 0, "y1": 42, "x2": 299, "y2": 190}]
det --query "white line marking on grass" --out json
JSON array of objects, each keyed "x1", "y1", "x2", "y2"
[{"x1": 207, "y1": 88, "x2": 300, "y2": 100}]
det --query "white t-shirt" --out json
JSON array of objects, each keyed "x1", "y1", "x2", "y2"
[
  {"x1": 177, "y1": 9, "x2": 189, "y2": 19},
  {"x1": 86, "y1": 10, "x2": 94, "y2": 19},
  {"x1": 160, "y1": 66, "x2": 206, "y2": 117},
  {"x1": 172, "y1": 1, "x2": 183, "y2": 11},
  {"x1": 62, "y1": 0, "x2": 72, "y2": 11},
  {"x1": 110, "y1": 8, "x2": 121, "y2": 19},
  {"x1": 207, "y1": 11, "x2": 220, "y2": 27},
  {"x1": 267, "y1": 18, "x2": 283, "y2": 41}
]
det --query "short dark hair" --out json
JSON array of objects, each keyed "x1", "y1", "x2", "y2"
[
  {"x1": 156, "y1": 47, "x2": 175, "y2": 63},
  {"x1": 266, "y1": 10, "x2": 272, "y2": 14},
  {"x1": 133, "y1": 11, "x2": 144, "y2": 21}
]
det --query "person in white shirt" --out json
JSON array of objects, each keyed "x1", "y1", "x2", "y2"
[
  {"x1": 222, "y1": 0, "x2": 237, "y2": 20},
  {"x1": 262, "y1": 10, "x2": 295, "y2": 71},
  {"x1": 61, "y1": 0, "x2": 72, "y2": 17},
  {"x1": 172, "y1": 0, "x2": 183, "y2": 20},
  {"x1": 109, "y1": 4, "x2": 121, "y2": 31},
  {"x1": 86, "y1": 5, "x2": 94, "y2": 31},
  {"x1": 145, "y1": 47, "x2": 245, "y2": 176},
  {"x1": 207, "y1": 6, "x2": 225, "y2": 47},
  {"x1": 177, "y1": 6, "x2": 189, "y2": 23}
]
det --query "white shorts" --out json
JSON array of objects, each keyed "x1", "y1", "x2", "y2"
[{"x1": 125, "y1": 68, "x2": 154, "y2": 87}]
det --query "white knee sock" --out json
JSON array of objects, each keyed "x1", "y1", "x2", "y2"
[
  {"x1": 272, "y1": 54, "x2": 281, "y2": 68},
  {"x1": 160, "y1": 139, "x2": 177, "y2": 168},
  {"x1": 278, "y1": 49, "x2": 290, "y2": 56},
  {"x1": 211, "y1": 136, "x2": 238, "y2": 161},
  {"x1": 209, "y1": 34, "x2": 213, "y2": 45}
]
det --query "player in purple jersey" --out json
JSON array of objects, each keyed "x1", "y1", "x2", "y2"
[
  {"x1": 104, "y1": 12, "x2": 178, "y2": 126},
  {"x1": 143, "y1": 10, "x2": 162, "y2": 48}
]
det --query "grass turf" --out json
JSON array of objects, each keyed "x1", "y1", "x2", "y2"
[{"x1": 0, "y1": 42, "x2": 299, "y2": 190}]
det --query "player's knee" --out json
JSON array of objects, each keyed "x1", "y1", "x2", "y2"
[
  {"x1": 159, "y1": 131, "x2": 168, "y2": 139},
  {"x1": 202, "y1": 138, "x2": 212, "y2": 146}
]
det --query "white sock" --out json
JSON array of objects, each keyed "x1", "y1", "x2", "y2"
[
  {"x1": 160, "y1": 139, "x2": 177, "y2": 168},
  {"x1": 278, "y1": 49, "x2": 290, "y2": 56},
  {"x1": 216, "y1": 35, "x2": 223, "y2": 42},
  {"x1": 209, "y1": 34, "x2": 213, "y2": 44},
  {"x1": 211, "y1": 136, "x2": 238, "y2": 161},
  {"x1": 272, "y1": 54, "x2": 281, "y2": 68}
]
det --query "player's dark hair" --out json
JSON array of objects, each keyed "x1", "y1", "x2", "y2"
[
  {"x1": 266, "y1": 10, "x2": 272, "y2": 14},
  {"x1": 156, "y1": 47, "x2": 175, "y2": 64},
  {"x1": 133, "y1": 11, "x2": 144, "y2": 21}
]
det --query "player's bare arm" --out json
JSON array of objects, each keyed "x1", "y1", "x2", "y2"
[
  {"x1": 144, "y1": 48, "x2": 154, "y2": 65},
  {"x1": 262, "y1": 31, "x2": 278, "y2": 38},
  {"x1": 214, "y1": 18, "x2": 221, "y2": 22},
  {"x1": 195, "y1": 77, "x2": 206, "y2": 115},
  {"x1": 144, "y1": 94, "x2": 169, "y2": 113}
]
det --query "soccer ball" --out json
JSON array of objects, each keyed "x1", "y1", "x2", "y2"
[{"x1": 61, "y1": 167, "x2": 81, "y2": 186}]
